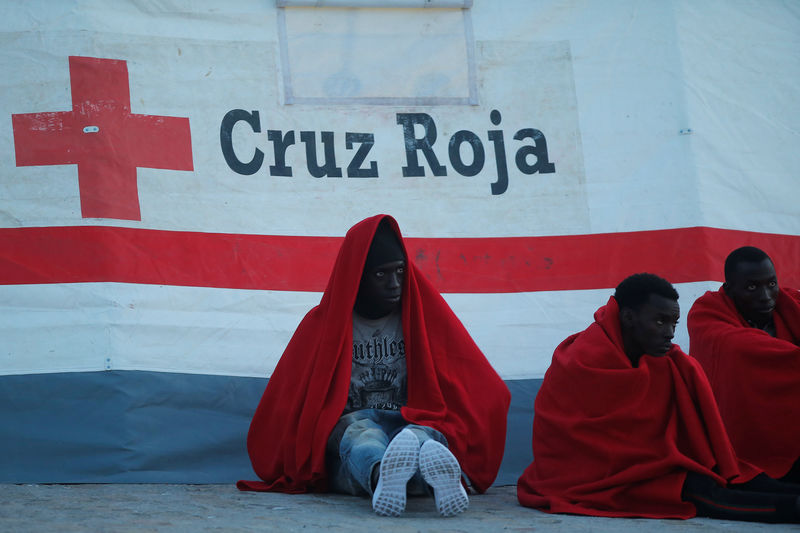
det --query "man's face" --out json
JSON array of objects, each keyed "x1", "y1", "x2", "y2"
[
  {"x1": 355, "y1": 260, "x2": 405, "y2": 319},
  {"x1": 621, "y1": 293, "x2": 680, "y2": 361},
  {"x1": 725, "y1": 258, "x2": 779, "y2": 327}
]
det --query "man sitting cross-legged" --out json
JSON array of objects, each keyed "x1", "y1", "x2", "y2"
[
  {"x1": 238, "y1": 215, "x2": 510, "y2": 518},
  {"x1": 688, "y1": 246, "x2": 800, "y2": 483},
  {"x1": 517, "y1": 273, "x2": 800, "y2": 523}
]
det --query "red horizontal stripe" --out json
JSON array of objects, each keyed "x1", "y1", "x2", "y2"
[{"x1": 0, "y1": 226, "x2": 798, "y2": 293}]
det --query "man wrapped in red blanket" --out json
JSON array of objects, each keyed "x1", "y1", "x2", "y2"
[
  {"x1": 518, "y1": 273, "x2": 800, "y2": 522},
  {"x1": 688, "y1": 246, "x2": 800, "y2": 482},
  {"x1": 238, "y1": 215, "x2": 510, "y2": 518}
]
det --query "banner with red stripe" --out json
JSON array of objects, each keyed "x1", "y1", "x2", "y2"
[{"x1": 2, "y1": 225, "x2": 799, "y2": 292}]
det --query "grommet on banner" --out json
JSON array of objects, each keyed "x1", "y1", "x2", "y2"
[
  {"x1": 679, "y1": 128, "x2": 693, "y2": 135},
  {"x1": 83, "y1": 126, "x2": 99, "y2": 133}
]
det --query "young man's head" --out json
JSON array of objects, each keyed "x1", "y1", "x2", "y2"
[
  {"x1": 614, "y1": 273, "x2": 680, "y2": 366},
  {"x1": 354, "y1": 220, "x2": 406, "y2": 319},
  {"x1": 723, "y1": 246, "x2": 778, "y2": 328}
]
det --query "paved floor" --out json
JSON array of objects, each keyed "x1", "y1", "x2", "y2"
[{"x1": 1, "y1": 484, "x2": 798, "y2": 532}]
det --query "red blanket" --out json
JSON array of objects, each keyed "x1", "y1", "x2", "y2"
[
  {"x1": 688, "y1": 287, "x2": 800, "y2": 478},
  {"x1": 517, "y1": 297, "x2": 759, "y2": 519},
  {"x1": 237, "y1": 215, "x2": 510, "y2": 494}
]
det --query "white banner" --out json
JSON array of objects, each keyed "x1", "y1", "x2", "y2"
[{"x1": 1, "y1": 0, "x2": 798, "y2": 379}]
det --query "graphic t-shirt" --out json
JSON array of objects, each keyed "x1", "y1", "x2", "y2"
[{"x1": 346, "y1": 310, "x2": 407, "y2": 412}]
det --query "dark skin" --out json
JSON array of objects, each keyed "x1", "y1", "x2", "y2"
[
  {"x1": 353, "y1": 260, "x2": 406, "y2": 319},
  {"x1": 723, "y1": 258, "x2": 779, "y2": 335},
  {"x1": 619, "y1": 293, "x2": 680, "y2": 367}
]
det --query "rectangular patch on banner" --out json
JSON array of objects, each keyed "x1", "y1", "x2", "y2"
[{"x1": 279, "y1": 7, "x2": 476, "y2": 104}]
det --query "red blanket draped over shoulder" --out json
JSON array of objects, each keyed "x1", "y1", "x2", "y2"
[
  {"x1": 517, "y1": 297, "x2": 758, "y2": 519},
  {"x1": 237, "y1": 215, "x2": 510, "y2": 494},
  {"x1": 688, "y1": 287, "x2": 800, "y2": 478}
]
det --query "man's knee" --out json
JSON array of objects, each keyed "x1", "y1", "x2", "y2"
[
  {"x1": 403, "y1": 424, "x2": 448, "y2": 448},
  {"x1": 341, "y1": 420, "x2": 390, "y2": 455}
]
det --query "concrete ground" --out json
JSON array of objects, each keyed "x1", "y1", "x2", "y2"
[{"x1": 1, "y1": 484, "x2": 798, "y2": 532}]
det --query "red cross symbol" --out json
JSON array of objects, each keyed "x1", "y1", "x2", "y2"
[{"x1": 12, "y1": 56, "x2": 193, "y2": 220}]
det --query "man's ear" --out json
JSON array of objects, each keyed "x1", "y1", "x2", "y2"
[{"x1": 619, "y1": 307, "x2": 634, "y2": 330}]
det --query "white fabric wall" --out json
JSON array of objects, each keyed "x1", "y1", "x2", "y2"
[{"x1": 1, "y1": 0, "x2": 798, "y2": 381}]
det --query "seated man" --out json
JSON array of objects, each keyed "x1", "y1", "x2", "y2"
[
  {"x1": 517, "y1": 273, "x2": 800, "y2": 522},
  {"x1": 237, "y1": 215, "x2": 510, "y2": 518},
  {"x1": 688, "y1": 246, "x2": 800, "y2": 482}
]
